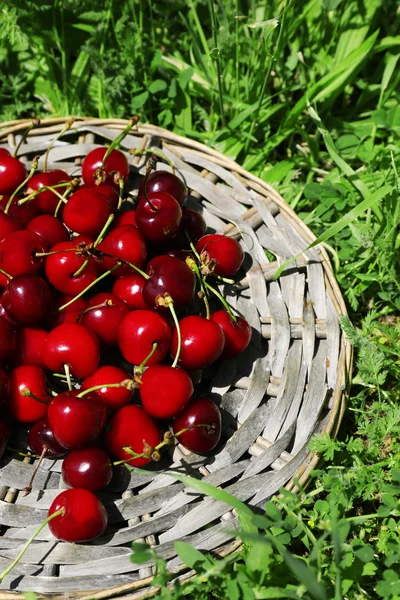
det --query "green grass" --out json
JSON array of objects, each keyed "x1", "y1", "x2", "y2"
[{"x1": 2, "y1": 0, "x2": 400, "y2": 598}]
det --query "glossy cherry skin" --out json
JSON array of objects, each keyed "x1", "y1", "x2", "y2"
[
  {"x1": 8, "y1": 365, "x2": 50, "y2": 423},
  {"x1": 0, "y1": 367, "x2": 9, "y2": 405},
  {"x1": 82, "y1": 147, "x2": 129, "y2": 185},
  {"x1": 80, "y1": 292, "x2": 129, "y2": 346},
  {"x1": 0, "y1": 316, "x2": 15, "y2": 363},
  {"x1": 1, "y1": 274, "x2": 52, "y2": 326},
  {"x1": 28, "y1": 170, "x2": 72, "y2": 214},
  {"x1": 0, "y1": 212, "x2": 21, "y2": 242},
  {"x1": 114, "y1": 210, "x2": 136, "y2": 228},
  {"x1": 170, "y1": 316, "x2": 225, "y2": 370},
  {"x1": 112, "y1": 273, "x2": 147, "y2": 310},
  {"x1": 81, "y1": 365, "x2": 133, "y2": 412},
  {"x1": 139, "y1": 170, "x2": 187, "y2": 207},
  {"x1": 172, "y1": 208, "x2": 207, "y2": 248},
  {"x1": 0, "y1": 155, "x2": 27, "y2": 195},
  {"x1": 136, "y1": 192, "x2": 182, "y2": 244},
  {"x1": 45, "y1": 241, "x2": 98, "y2": 295},
  {"x1": 196, "y1": 234, "x2": 244, "y2": 277},
  {"x1": 0, "y1": 195, "x2": 39, "y2": 227},
  {"x1": 48, "y1": 488, "x2": 108, "y2": 542},
  {"x1": 44, "y1": 323, "x2": 100, "y2": 378},
  {"x1": 173, "y1": 398, "x2": 222, "y2": 453},
  {"x1": 48, "y1": 294, "x2": 88, "y2": 329},
  {"x1": 118, "y1": 310, "x2": 171, "y2": 367},
  {"x1": 140, "y1": 365, "x2": 193, "y2": 419},
  {"x1": 144, "y1": 255, "x2": 196, "y2": 309},
  {"x1": 11, "y1": 328, "x2": 47, "y2": 369},
  {"x1": 27, "y1": 215, "x2": 69, "y2": 247},
  {"x1": 28, "y1": 418, "x2": 67, "y2": 457},
  {"x1": 0, "y1": 230, "x2": 47, "y2": 278},
  {"x1": 80, "y1": 182, "x2": 119, "y2": 212},
  {"x1": 98, "y1": 225, "x2": 147, "y2": 276},
  {"x1": 105, "y1": 404, "x2": 161, "y2": 467},
  {"x1": 62, "y1": 447, "x2": 113, "y2": 491},
  {"x1": 63, "y1": 188, "x2": 112, "y2": 236},
  {"x1": 210, "y1": 310, "x2": 252, "y2": 358},
  {"x1": 48, "y1": 390, "x2": 106, "y2": 449},
  {"x1": 0, "y1": 417, "x2": 10, "y2": 460},
  {"x1": 0, "y1": 148, "x2": 10, "y2": 157}
]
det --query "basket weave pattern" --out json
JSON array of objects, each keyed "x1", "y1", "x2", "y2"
[{"x1": 0, "y1": 119, "x2": 351, "y2": 598}]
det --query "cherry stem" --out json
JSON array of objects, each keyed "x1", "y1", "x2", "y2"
[
  {"x1": 137, "y1": 342, "x2": 158, "y2": 374},
  {"x1": 54, "y1": 179, "x2": 80, "y2": 218},
  {"x1": 168, "y1": 301, "x2": 181, "y2": 369},
  {"x1": 213, "y1": 274, "x2": 236, "y2": 285},
  {"x1": 23, "y1": 445, "x2": 47, "y2": 497},
  {"x1": 95, "y1": 250, "x2": 149, "y2": 279},
  {"x1": 77, "y1": 299, "x2": 113, "y2": 320},
  {"x1": 0, "y1": 267, "x2": 12, "y2": 280},
  {"x1": 13, "y1": 119, "x2": 40, "y2": 158},
  {"x1": 117, "y1": 179, "x2": 124, "y2": 211},
  {"x1": 4, "y1": 156, "x2": 40, "y2": 214},
  {"x1": 17, "y1": 182, "x2": 73, "y2": 206},
  {"x1": 43, "y1": 118, "x2": 75, "y2": 173},
  {"x1": 72, "y1": 214, "x2": 115, "y2": 278},
  {"x1": 142, "y1": 154, "x2": 158, "y2": 211},
  {"x1": 204, "y1": 280, "x2": 237, "y2": 324},
  {"x1": 64, "y1": 364, "x2": 72, "y2": 391},
  {"x1": 58, "y1": 265, "x2": 120, "y2": 312},
  {"x1": 21, "y1": 388, "x2": 50, "y2": 405},
  {"x1": 0, "y1": 508, "x2": 65, "y2": 583},
  {"x1": 35, "y1": 247, "x2": 78, "y2": 258},
  {"x1": 186, "y1": 257, "x2": 210, "y2": 319},
  {"x1": 130, "y1": 147, "x2": 176, "y2": 173},
  {"x1": 6, "y1": 447, "x2": 40, "y2": 459},
  {"x1": 184, "y1": 232, "x2": 202, "y2": 262},
  {"x1": 101, "y1": 116, "x2": 138, "y2": 170},
  {"x1": 77, "y1": 380, "x2": 132, "y2": 398}
]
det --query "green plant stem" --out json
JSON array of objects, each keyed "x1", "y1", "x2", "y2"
[
  {"x1": 78, "y1": 382, "x2": 128, "y2": 398},
  {"x1": 58, "y1": 266, "x2": 119, "y2": 311},
  {"x1": 4, "y1": 156, "x2": 39, "y2": 214},
  {"x1": 64, "y1": 364, "x2": 72, "y2": 391},
  {"x1": 13, "y1": 119, "x2": 40, "y2": 157},
  {"x1": 209, "y1": 0, "x2": 225, "y2": 126},
  {"x1": 168, "y1": 302, "x2": 181, "y2": 368},
  {"x1": 0, "y1": 267, "x2": 12, "y2": 280},
  {"x1": 17, "y1": 182, "x2": 73, "y2": 206},
  {"x1": 204, "y1": 280, "x2": 237, "y2": 323},
  {"x1": 72, "y1": 214, "x2": 115, "y2": 278},
  {"x1": 101, "y1": 116, "x2": 138, "y2": 169},
  {"x1": 96, "y1": 251, "x2": 149, "y2": 279},
  {"x1": 137, "y1": 342, "x2": 158, "y2": 374},
  {"x1": 43, "y1": 119, "x2": 75, "y2": 172}
]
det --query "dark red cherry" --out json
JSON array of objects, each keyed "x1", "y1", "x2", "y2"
[
  {"x1": 170, "y1": 316, "x2": 225, "y2": 370},
  {"x1": 112, "y1": 273, "x2": 147, "y2": 310},
  {"x1": 28, "y1": 418, "x2": 67, "y2": 457},
  {"x1": 165, "y1": 248, "x2": 193, "y2": 262},
  {"x1": 196, "y1": 234, "x2": 244, "y2": 277},
  {"x1": 0, "y1": 230, "x2": 47, "y2": 278},
  {"x1": 62, "y1": 447, "x2": 113, "y2": 491},
  {"x1": 139, "y1": 170, "x2": 187, "y2": 207},
  {"x1": 81, "y1": 365, "x2": 133, "y2": 412},
  {"x1": 140, "y1": 365, "x2": 193, "y2": 419},
  {"x1": 0, "y1": 211, "x2": 21, "y2": 242},
  {"x1": 144, "y1": 255, "x2": 196, "y2": 309},
  {"x1": 0, "y1": 148, "x2": 10, "y2": 157},
  {"x1": 28, "y1": 170, "x2": 72, "y2": 214},
  {"x1": 80, "y1": 182, "x2": 119, "y2": 212},
  {"x1": 79, "y1": 292, "x2": 129, "y2": 346},
  {"x1": 82, "y1": 147, "x2": 129, "y2": 185},
  {"x1": 0, "y1": 155, "x2": 27, "y2": 195},
  {"x1": 8, "y1": 365, "x2": 50, "y2": 423},
  {"x1": 63, "y1": 188, "x2": 112, "y2": 236},
  {"x1": 48, "y1": 488, "x2": 108, "y2": 542},
  {"x1": 0, "y1": 417, "x2": 10, "y2": 459},
  {"x1": 48, "y1": 294, "x2": 88, "y2": 329},
  {"x1": 1, "y1": 274, "x2": 52, "y2": 326},
  {"x1": 98, "y1": 225, "x2": 147, "y2": 276},
  {"x1": 210, "y1": 310, "x2": 252, "y2": 358},
  {"x1": 12, "y1": 328, "x2": 47, "y2": 370},
  {"x1": 45, "y1": 241, "x2": 97, "y2": 295},
  {"x1": 0, "y1": 367, "x2": 9, "y2": 405},
  {"x1": 27, "y1": 215, "x2": 69, "y2": 247},
  {"x1": 173, "y1": 398, "x2": 222, "y2": 453},
  {"x1": 0, "y1": 315, "x2": 15, "y2": 363},
  {"x1": 136, "y1": 192, "x2": 182, "y2": 244},
  {"x1": 118, "y1": 310, "x2": 171, "y2": 367},
  {"x1": 44, "y1": 323, "x2": 100, "y2": 378},
  {"x1": 0, "y1": 195, "x2": 39, "y2": 227},
  {"x1": 104, "y1": 404, "x2": 161, "y2": 467},
  {"x1": 172, "y1": 208, "x2": 207, "y2": 248},
  {"x1": 48, "y1": 390, "x2": 106, "y2": 449},
  {"x1": 114, "y1": 210, "x2": 136, "y2": 228}
]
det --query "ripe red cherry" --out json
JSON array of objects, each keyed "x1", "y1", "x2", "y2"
[
  {"x1": 210, "y1": 311, "x2": 252, "y2": 358},
  {"x1": 0, "y1": 367, "x2": 9, "y2": 404},
  {"x1": 0, "y1": 155, "x2": 27, "y2": 195},
  {"x1": 28, "y1": 418, "x2": 67, "y2": 457},
  {"x1": 136, "y1": 193, "x2": 182, "y2": 244},
  {"x1": 114, "y1": 210, "x2": 136, "y2": 228},
  {"x1": 63, "y1": 188, "x2": 112, "y2": 236},
  {"x1": 105, "y1": 404, "x2": 161, "y2": 467},
  {"x1": 80, "y1": 292, "x2": 129, "y2": 346},
  {"x1": 0, "y1": 230, "x2": 47, "y2": 278},
  {"x1": 0, "y1": 212, "x2": 21, "y2": 242},
  {"x1": 82, "y1": 147, "x2": 129, "y2": 185},
  {"x1": 140, "y1": 365, "x2": 193, "y2": 419},
  {"x1": 170, "y1": 316, "x2": 225, "y2": 370},
  {"x1": 0, "y1": 316, "x2": 15, "y2": 363},
  {"x1": 173, "y1": 398, "x2": 222, "y2": 453},
  {"x1": 12, "y1": 328, "x2": 47, "y2": 369},
  {"x1": 48, "y1": 488, "x2": 108, "y2": 542},
  {"x1": 196, "y1": 234, "x2": 244, "y2": 277},
  {"x1": 143, "y1": 255, "x2": 196, "y2": 309},
  {"x1": 8, "y1": 365, "x2": 50, "y2": 423},
  {"x1": 0, "y1": 195, "x2": 39, "y2": 227},
  {"x1": 82, "y1": 365, "x2": 133, "y2": 411},
  {"x1": 80, "y1": 182, "x2": 119, "y2": 212},
  {"x1": 62, "y1": 447, "x2": 113, "y2": 491},
  {"x1": 112, "y1": 273, "x2": 147, "y2": 310},
  {"x1": 1, "y1": 274, "x2": 52, "y2": 326},
  {"x1": 48, "y1": 390, "x2": 106, "y2": 449},
  {"x1": 27, "y1": 215, "x2": 69, "y2": 247},
  {"x1": 139, "y1": 170, "x2": 187, "y2": 207},
  {"x1": 44, "y1": 323, "x2": 100, "y2": 378},
  {"x1": 48, "y1": 294, "x2": 88, "y2": 329},
  {"x1": 0, "y1": 148, "x2": 10, "y2": 157},
  {"x1": 172, "y1": 208, "x2": 207, "y2": 248},
  {"x1": 98, "y1": 225, "x2": 147, "y2": 276},
  {"x1": 45, "y1": 241, "x2": 97, "y2": 295},
  {"x1": 118, "y1": 310, "x2": 171, "y2": 367},
  {"x1": 28, "y1": 170, "x2": 72, "y2": 214}
]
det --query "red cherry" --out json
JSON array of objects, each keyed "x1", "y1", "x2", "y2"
[
  {"x1": 62, "y1": 447, "x2": 113, "y2": 491},
  {"x1": 48, "y1": 390, "x2": 106, "y2": 449},
  {"x1": 12, "y1": 328, "x2": 47, "y2": 369},
  {"x1": 1, "y1": 274, "x2": 52, "y2": 326},
  {"x1": 80, "y1": 182, "x2": 119, "y2": 212},
  {"x1": 165, "y1": 248, "x2": 193, "y2": 262},
  {"x1": 143, "y1": 255, "x2": 196, "y2": 309},
  {"x1": 0, "y1": 417, "x2": 10, "y2": 459},
  {"x1": 172, "y1": 208, "x2": 207, "y2": 248},
  {"x1": 44, "y1": 323, "x2": 100, "y2": 378},
  {"x1": 173, "y1": 398, "x2": 222, "y2": 453},
  {"x1": 27, "y1": 215, "x2": 69, "y2": 246},
  {"x1": 210, "y1": 311, "x2": 252, "y2": 358},
  {"x1": 28, "y1": 418, "x2": 67, "y2": 457},
  {"x1": 170, "y1": 316, "x2": 225, "y2": 370},
  {"x1": 79, "y1": 292, "x2": 129, "y2": 346},
  {"x1": 136, "y1": 192, "x2": 182, "y2": 244},
  {"x1": 118, "y1": 310, "x2": 172, "y2": 367},
  {"x1": 105, "y1": 404, "x2": 161, "y2": 467},
  {"x1": 63, "y1": 188, "x2": 112, "y2": 236},
  {"x1": 98, "y1": 225, "x2": 147, "y2": 276},
  {"x1": 45, "y1": 241, "x2": 97, "y2": 295},
  {"x1": 139, "y1": 170, "x2": 187, "y2": 206},
  {"x1": 0, "y1": 316, "x2": 15, "y2": 363},
  {"x1": 28, "y1": 170, "x2": 72, "y2": 214},
  {"x1": 196, "y1": 234, "x2": 244, "y2": 277},
  {"x1": 0, "y1": 195, "x2": 39, "y2": 227},
  {"x1": 112, "y1": 273, "x2": 147, "y2": 310},
  {"x1": 0, "y1": 212, "x2": 21, "y2": 242},
  {"x1": 114, "y1": 210, "x2": 136, "y2": 228},
  {"x1": 140, "y1": 365, "x2": 193, "y2": 419},
  {"x1": 0, "y1": 367, "x2": 9, "y2": 405},
  {"x1": 48, "y1": 294, "x2": 88, "y2": 329},
  {"x1": 82, "y1": 147, "x2": 129, "y2": 185},
  {"x1": 81, "y1": 365, "x2": 133, "y2": 412},
  {"x1": 0, "y1": 149, "x2": 10, "y2": 157},
  {"x1": 48, "y1": 488, "x2": 108, "y2": 542},
  {"x1": 8, "y1": 365, "x2": 49, "y2": 423},
  {"x1": 0, "y1": 156, "x2": 27, "y2": 195},
  {"x1": 0, "y1": 231, "x2": 47, "y2": 278}
]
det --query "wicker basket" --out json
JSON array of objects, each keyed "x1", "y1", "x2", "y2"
[{"x1": 0, "y1": 118, "x2": 352, "y2": 599}]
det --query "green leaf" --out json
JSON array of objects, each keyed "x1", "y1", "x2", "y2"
[
  {"x1": 148, "y1": 79, "x2": 167, "y2": 94},
  {"x1": 178, "y1": 67, "x2": 194, "y2": 90},
  {"x1": 355, "y1": 545, "x2": 375, "y2": 563},
  {"x1": 131, "y1": 91, "x2": 149, "y2": 110},
  {"x1": 174, "y1": 541, "x2": 213, "y2": 570}
]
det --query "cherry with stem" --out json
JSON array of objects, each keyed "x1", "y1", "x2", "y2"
[
  {"x1": 203, "y1": 280, "x2": 237, "y2": 324},
  {"x1": 4, "y1": 156, "x2": 40, "y2": 214},
  {"x1": 13, "y1": 119, "x2": 40, "y2": 158},
  {"x1": 57, "y1": 264, "x2": 121, "y2": 312},
  {"x1": 155, "y1": 293, "x2": 181, "y2": 368},
  {"x1": 72, "y1": 214, "x2": 115, "y2": 278}
]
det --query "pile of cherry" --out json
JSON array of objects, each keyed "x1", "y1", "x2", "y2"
[{"x1": 0, "y1": 131, "x2": 252, "y2": 575}]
